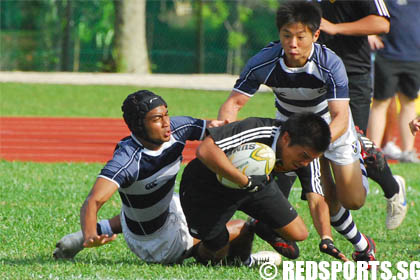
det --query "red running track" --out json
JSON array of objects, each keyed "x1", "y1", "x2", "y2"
[
  {"x1": 1, "y1": 117, "x2": 419, "y2": 163},
  {"x1": 0, "y1": 117, "x2": 199, "y2": 163}
]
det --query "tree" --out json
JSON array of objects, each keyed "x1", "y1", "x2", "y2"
[{"x1": 114, "y1": 0, "x2": 149, "y2": 73}]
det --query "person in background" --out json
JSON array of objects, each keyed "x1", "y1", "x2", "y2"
[{"x1": 366, "y1": 0, "x2": 420, "y2": 163}]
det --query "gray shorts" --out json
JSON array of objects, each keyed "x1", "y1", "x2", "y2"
[
  {"x1": 121, "y1": 194, "x2": 193, "y2": 264},
  {"x1": 374, "y1": 54, "x2": 420, "y2": 100}
]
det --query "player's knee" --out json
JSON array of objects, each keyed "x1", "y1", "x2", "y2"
[
  {"x1": 202, "y1": 230, "x2": 229, "y2": 251},
  {"x1": 295, "y1": 227, "x2": 309, "y2": 241},
  {"x1": 341, "y1": 198, "x2": 365, "y2": 210}
]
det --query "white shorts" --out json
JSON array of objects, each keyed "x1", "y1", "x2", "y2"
[
  {"x1": 276, "y1": 111, "x2": 360, "y2": 165},
  {"x1": 324, "y1": 119, "x2": 360, "y2": 165},
  {"x1": 121, "y1": 194, "x2": 194, "y2": 264}
]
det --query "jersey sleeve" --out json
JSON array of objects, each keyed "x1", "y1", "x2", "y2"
[
  {"x1": 170, "y1": 116, "x2": 206, "y2": 142},
  {"x1": 363, "y1": 0, "x2": 390, "y2": 18},
  {"x1": 207, "y1": 117, "x2": 277, "y2": 152},
  {"x1": 322, "y1": 48, "x2": 349, "y2": 100},
  {"x1": 233, "y1": 42, "x2": 281, "y2": 96},
  {"x1": 98, "y1": 142, "x2": 139, "y2": 188}
]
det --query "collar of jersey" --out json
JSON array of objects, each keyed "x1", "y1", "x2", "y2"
[{"x1": 130, "y1": 133, "x2": 175, "y2": 156}]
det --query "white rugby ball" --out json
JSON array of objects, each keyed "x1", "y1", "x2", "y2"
[{"x1": 217, "y1": 142, "x2": 276, "y2": 189}]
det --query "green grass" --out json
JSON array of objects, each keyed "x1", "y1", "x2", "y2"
[
  {"x1": 0, "y1": 82, "x2": 276, "y2": 119},
  {"x1": 1, "y1": 82, "x2": 419, "y2": 279}
]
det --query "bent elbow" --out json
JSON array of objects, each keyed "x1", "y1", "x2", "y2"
[{"x1": 377, "y1": 19, "x2": 390, "y2": 34}]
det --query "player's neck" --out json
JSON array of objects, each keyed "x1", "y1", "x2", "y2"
[{"x1": 136, "y1": 136, "x2": 164, "y2": 151}]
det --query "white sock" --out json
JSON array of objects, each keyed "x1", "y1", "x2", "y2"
[{"x1": 98, "y1": 219, "x2": 113, "y2": 236}]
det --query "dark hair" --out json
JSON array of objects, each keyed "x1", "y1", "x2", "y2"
[
  {"x1": 281, "y1": 112, "x2": 331, "y2": 153},
  {"x1": 121, "y1": 90, "x2": 167, "y2": 138},
  {"x1": 276, "y1": 0, "x2": 321, "y2": 34}
]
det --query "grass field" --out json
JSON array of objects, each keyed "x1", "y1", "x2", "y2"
[{"x1": 1, "y1": 82, "x2": 419, "y2": 279}]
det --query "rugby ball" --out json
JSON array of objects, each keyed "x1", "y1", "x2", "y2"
[{"x1": 217, "y1": 142, "x2": 276, "y2": 189}]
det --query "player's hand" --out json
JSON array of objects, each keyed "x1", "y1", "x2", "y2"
[
  {"x1": 319, "y1": 238, "x2": 349, "y2": 262},
  {"x1": 243, "y1": 175, "x2": 270, "y2": 192},
  {"x1": 367, "y1": 35, "x2": 384, "y2": 50},
  {"x1": 207, "y1": 119, "x2": 229, "y2": 128},
  {"x1": 83, "y1": 234, "x2": 117, "y2": 248},
  {"x1": 409, "y1": 117, "x2": 420, "y2": 136}
]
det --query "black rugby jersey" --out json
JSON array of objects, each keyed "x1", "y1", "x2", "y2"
[
  {"x1": 207, "y1": 117, "x2": 282, "y2": 155},
  {"x1": 317, "y1": 0, "x2": 390, "y2": 74}
]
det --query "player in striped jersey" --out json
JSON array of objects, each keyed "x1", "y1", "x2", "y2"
[
  {"x1": 180, "y1": 112, "x2": 331, "y2": 265},
  {"x1": 53, "y1": 90, "x2": 268, "y2": 265},
  {"x1": 218, "y1": 1, "x2": 377, "y2": 263}
]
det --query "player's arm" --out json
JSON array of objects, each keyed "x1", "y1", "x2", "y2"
[
  {"x1": 206, "y1": 119, "x2": 229, "y2": 128},
  {"x1": 320, "y1": 14, "x2": 389, "y2": 36},
  {"x1": 306, "y1": 193, "x2": 348, "y2": 261},
  {"x1": 327, "y1": 100, "x2": 349, "y2": 143},
  {"x1": 306, "y1": 193, "x2": 332, "y2": 239},
  {"x1": 196, "y1": 135, "x2": 249, "y2": 187},
  {"x1": 80, "y1": 177, "x2": 118, "y2": 248},
  {"x1": 217, "y1": 90, "x2": 251, "y2": 122}
]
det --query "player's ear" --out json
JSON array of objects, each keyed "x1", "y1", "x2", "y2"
[
  {"x1": 281, "y1": 131, "x2": 291, "y2": 147},
  {"x1": 313, "y1": 29, "x2": 320, "y2": 42}
]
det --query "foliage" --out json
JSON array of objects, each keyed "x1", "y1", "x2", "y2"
[
  {"x1": 0, "y1": 0, "x2": 115, "y2": 72},
  {"x1": 1, "y1": 0, "x2": 280, "y2": 74}
]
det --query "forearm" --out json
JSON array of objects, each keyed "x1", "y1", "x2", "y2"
[
  {"x1": 217, "y1": 99, "x2": 241, "y2": 122},
  {"x1": 217, "y1": 90, "x2": 250, "y2": 122},
  {"x1": 332, "y1": 15, "x2": 389, "y2": 36},
  {"x1": 197, "y1": 138, "x2": 249, "y2": 187},
  {"x1": 329, "y1": 118, "x2": 348, "y2": 143},
  {"x1": 307, "y1": 193, "x2": 333, "y2": 240},
  {"x1": 80, "y1": 199, "x2": 100, "y2": 240},
  {"x1": 328, "y1": 103, "x2": 349, "y2": 142}
]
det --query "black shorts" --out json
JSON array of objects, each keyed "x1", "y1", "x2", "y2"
[
  {"x1": 275, "y1": 157, "x2": 323, "y2": 200},
  {"x1": 374, "y1": 54, "x2": 420, "y2": 100},
  {"x1": 180, "y1": 158, "x2": 298, "y2": 242}
]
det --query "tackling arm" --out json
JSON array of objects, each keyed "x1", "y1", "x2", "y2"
[
  {"x1": 217, "y1": 90, "x2": 251, "y2": 122},
  {"x1": 196, "y1": 136, "x2": 249, "y2": 187},
  {"x1": 306, "y1": 192, "x2": 349, "y2": 261},
  {"x1": 327, "y1": 100, "x2": 350, "y2": 143},
  {"x1": 320, "y1": 15, "x2": 389, "y2": 36},
  {"x1": 80, "y1": 177, "x2": 118, "y2": 248}
]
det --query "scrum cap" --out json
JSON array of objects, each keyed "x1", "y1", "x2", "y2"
[{"x1": 122, "y1": 90, "x2": 167, "y2": 139}]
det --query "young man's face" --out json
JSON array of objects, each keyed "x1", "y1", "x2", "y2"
[
  {"x1": 279, "y1": 22, "x2": 320, "y2": 67},
  {"x1": 142, "y1": 105, "x2": 171, "y2": 145},
  {"x1": 275, "y1": 132, "x2": 322, "y2": 172}
]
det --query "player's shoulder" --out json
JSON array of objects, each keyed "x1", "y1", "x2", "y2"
[
  {"x1": 241, "y1": 117, "x2": 281, "y2": 128},
  {"x1": 312, "y1": 43, "x2": 345, "y2": 69},
  {"x1": 170, "y1": 116, "x2": 199, "y2": 127},
  {"x1": 170, "y1": 116, "x2": 204, "y2": 132},
  {"x1": 247, "y1": 41, "x2": 283, "y2": 66},
  {"x1": 113, "y1": 136, "x2": 142, "y2": 159}
]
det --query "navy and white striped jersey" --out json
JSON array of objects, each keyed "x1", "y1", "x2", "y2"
[
  {"x1": 233, "y1": 42, "x2": 348, "y2": 121},
  {"x1": 98, "y1": 116, "x2": 206, "y2": 236},
  {"x1": 208, "y1": 117, "x2": 282, "y2": 155}
]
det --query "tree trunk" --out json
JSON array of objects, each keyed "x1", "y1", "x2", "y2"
[
  {"x1": 114, "y1": 0, "x2": 149, "y2": 73},
  {"x1": 60, "y1": 0, "x2": 73, "y2": 71}
]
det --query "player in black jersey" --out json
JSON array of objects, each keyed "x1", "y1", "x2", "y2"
[{"x1": 180, "y1": 113, "x2": 331, "y2": 265}]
